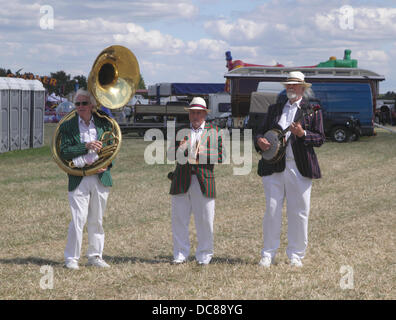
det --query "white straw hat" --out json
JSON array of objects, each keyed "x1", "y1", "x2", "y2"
[
  {"x1": 281, "y1": 71, "x2": 312, "y2": 88},
  {"x1": 184, "y1": 97, "x2": 210, "y2": 112}
]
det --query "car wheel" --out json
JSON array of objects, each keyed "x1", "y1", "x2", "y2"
[{"x1": 332, "y1": 126, "x2": 350, "y2": 143}]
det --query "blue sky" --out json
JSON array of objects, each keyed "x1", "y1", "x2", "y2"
[{"x1": 1, "y1": 0, "x2": 396, "y2": 93}]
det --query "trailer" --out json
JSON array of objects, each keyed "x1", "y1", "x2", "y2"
[
  {"x1": 116, "y1": 102, "x2": 189, "y2": 136},
  {"x1": 118, "y1": 83, "x2": 231, "y2": 135}
]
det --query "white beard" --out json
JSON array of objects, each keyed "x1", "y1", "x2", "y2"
[{"x1": 287, "y1": 91, "x2": 297, "y2": 100}]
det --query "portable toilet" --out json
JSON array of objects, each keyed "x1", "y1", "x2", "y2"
[
  {"x1": 0, "y1": 77, "x2": 10, "y2": 153},
  {"x1": 8, "y1": 78, "x2": 22, "y2": 151},
  {"x1": 19, "y1": 78, "x2": 31, "y2": 150},
  {"x1": 29, "y1": 80, "x2": 45, "y2": 148}
]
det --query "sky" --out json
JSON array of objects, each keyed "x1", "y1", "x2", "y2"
[{"x1": 1, "y1": 0, "x2": 396, "y2": 93}]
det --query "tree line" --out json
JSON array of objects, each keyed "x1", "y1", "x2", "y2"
[
  {"x1": 378, "y1": 91, "x2": 396, "y2": 100},
  {"x1": 0, "y1": 67, "x2": 146, "y2": 97}
]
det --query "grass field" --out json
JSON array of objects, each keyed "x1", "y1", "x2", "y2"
[{"x1": 0, "y1": 123, "x2": 395, "y2": 300}]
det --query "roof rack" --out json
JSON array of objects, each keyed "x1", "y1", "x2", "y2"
[{"x1": 225, "y1": 66, "x2": 385, "y2": 81}]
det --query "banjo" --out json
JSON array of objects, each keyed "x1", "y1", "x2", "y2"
[{"x1": 260, "y1": 110, "x2": 308, "y2": 164}]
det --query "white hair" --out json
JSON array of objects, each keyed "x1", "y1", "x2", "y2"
[
  {"x1": 303, "y1": 87, "x2": 315, "y2": 100},
  {"x1": 73, "y1": 89, "x2": 97, "y2": 107}
]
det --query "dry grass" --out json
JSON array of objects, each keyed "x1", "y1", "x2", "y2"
[{"x1": 0, "y1": 123, "x2": 395, "y2": 300}]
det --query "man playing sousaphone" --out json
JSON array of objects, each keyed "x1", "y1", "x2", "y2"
[
  {"x1": 168, "y1": 97, "x2": 223, "y2": 265},
  {"x1": 60, "y1": 89, "x2": 113, "y2": 270},
  {"x1": 254, "y1": 71, "x2": 325, "y2": 268}
]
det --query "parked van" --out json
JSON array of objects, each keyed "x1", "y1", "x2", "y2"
[{"x1": 311, "y1": 82, "x2": 373, "y2": 141}]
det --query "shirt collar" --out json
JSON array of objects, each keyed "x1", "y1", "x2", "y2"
[
  {"x1": 286, "y1": 97, "x2": 303, "y2": 109},
  {"x1": 78, "y1": 115, "x2": 94, "y2": 126}
]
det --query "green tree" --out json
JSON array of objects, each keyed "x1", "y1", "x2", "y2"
[
  {"x1": 0, "y1": 68, "x2": 15, "y2": 77},
  {"x1": 43, "y1": 70, "x2": 74, "y2": 96},
  {"x1": 138, "y1": 73, "x2": 146, "y2": 90},
  {"x1": 73, "y1": 75, "x2": 88, "y2": 91}
]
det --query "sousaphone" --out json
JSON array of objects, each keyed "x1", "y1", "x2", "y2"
[{"x1": 51, "y1": 45, "x2": 140, "y2": 176}]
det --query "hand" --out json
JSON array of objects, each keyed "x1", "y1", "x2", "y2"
[
  {"x1": 257, "y1": 137, "x2": 271, "y2": 151},
  {"x1": 86, "y1": 141, "x2": 102, "y2": 153},
  {"x1": 96, "y1": 167, "x2": 107, "y2": 174},
  {"x1": 197, "y1": 146, "x2": 207, "y2": 157},
  {"x1": 290, "y1": 122, "x2": 305, "y2": 138},
  {"x1": 178, "y1": 138, "x2": 188, "y2": 152}
]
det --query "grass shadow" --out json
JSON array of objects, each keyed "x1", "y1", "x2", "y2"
[
  {"x1": 0, "y1": 256, "x2": 62, "y2": 266},
  {"x1": 103, "y1": 255, "x2": 173, "y2": 265},
  {"x1": 210, "y1": 256, "x2": 249, "y2": 265},
  {"x1": 103, "y1": 255, "x2": 248, "y2": 266}
]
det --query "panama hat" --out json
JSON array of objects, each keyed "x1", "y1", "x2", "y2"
[
  {"x1": 281, "y1": 71, "x2": 312, "y2": 88},
  {"x1": 184, "y1": 97, "x2": 210, "y2": 112}
]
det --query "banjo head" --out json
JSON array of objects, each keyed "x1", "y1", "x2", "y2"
[{"x1": 261, "y1": 129, "x2": 284, "y2": 162}]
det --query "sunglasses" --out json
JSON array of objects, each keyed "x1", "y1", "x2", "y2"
[{"x1": 75, "y1": 101, "x2": 89, "y2": 106}]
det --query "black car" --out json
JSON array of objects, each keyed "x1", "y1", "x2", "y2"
[{"x1": 323, "y1": 114, "x2": 360, "y2": 142}]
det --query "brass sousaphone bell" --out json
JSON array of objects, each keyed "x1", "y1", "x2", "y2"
[{"x1": 51, "y1": 45, "x2": 140, "y2": 176}]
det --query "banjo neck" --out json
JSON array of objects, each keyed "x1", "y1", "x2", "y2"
[{"x1": 280, "y1": 109, "x2": 306, "y2": 136}]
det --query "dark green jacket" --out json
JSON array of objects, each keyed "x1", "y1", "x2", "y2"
[{"x1": 59, "y1": 112, "x2": 113, "y2": 191}]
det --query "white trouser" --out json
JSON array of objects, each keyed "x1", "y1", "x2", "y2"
[
  {"x1": 261, "y1": 159, "x2": 312, "y2": 261},
  {"x1": 171, "y1": 175, "x2": 215, "y2": 263},
  {"x1": 64, "y1": 175, "x2": 109, "y2": 262}
]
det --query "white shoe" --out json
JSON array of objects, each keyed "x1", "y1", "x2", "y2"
[
  {"x1": 87, "y1": 256, "x2": 110, "y2": 268},
  {"x1": 259, "y1": 256, "x2": 273, "y2": 268},
  {"x1": 65, "y1": 260, "x2": 79, "y2": 270},
  {"x1": 290, "y1": 258, "x2": 303, "y2": 267},
  {"x1": 172, "y1": 258, "x2": 186, "y2": 265},
  {"x1": 197, "y1": 260, "x2": 210, "y2": 266}
]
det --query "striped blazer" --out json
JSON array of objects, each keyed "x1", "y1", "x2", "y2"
[
  {"x1": 254, "y1": 98, "x2": 325, "y2": 179},
  {"x1": 59, "y1": 111, "x2": 113, "y2": 191},
  {"x1": 169, "y1": 122, "x2": 223, "y2": 198}
]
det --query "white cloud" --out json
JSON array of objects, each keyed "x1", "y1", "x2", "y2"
[
  {"x1": 359, "y1": 50, "x2": 389, "y2": 62},
  {"x1": 204, "y1": 19, "x2": 267, "y2": 42},
  {"x1": 114, "y1": 23, "x2": 185, "y2": 55},
  {"x1": 314, "y1": 7, "x2": 396, "y2": 40},
  {"x1": 80, "y1": 0, "x2": 199, "y2": 20},
  {"x1": 186, "y1": 39, "x2": 228, "y2": 59}
]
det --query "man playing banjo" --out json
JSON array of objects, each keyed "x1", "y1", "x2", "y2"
[{"x1": 255, "y1": 71, "x2": 325, "y2": 268}]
